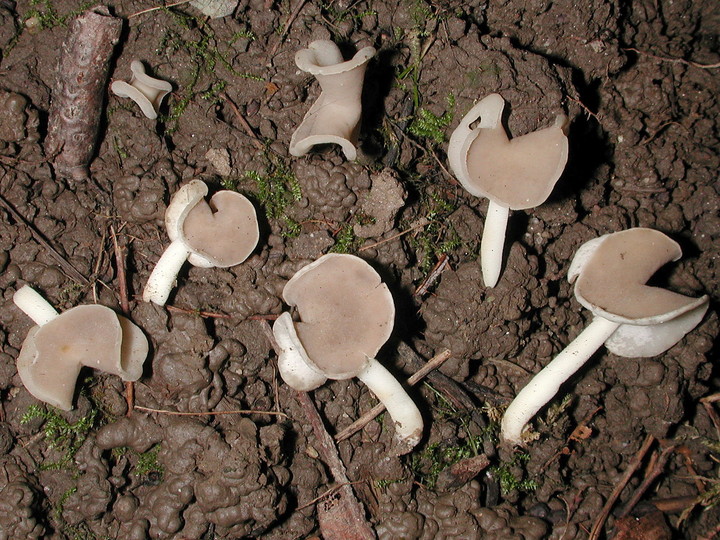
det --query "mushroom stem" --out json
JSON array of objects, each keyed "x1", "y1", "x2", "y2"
[
  {"x1": 356, "y1": 357, "x2": 423, "y2": 454},
  {"x1": 142, "y1": 239, "x2": 192, "y2": 305},
  {"x1": 13, "y1": 285, "x2": 59, "y2": 325},
  {"x1": 480, "y1": 200, "x2": 510, "y2": 288},
  {"x1": 273, "y1": 312, "x2": 327, "y2": 391},
  {"x1": 500, "y1": 316, "x2": 620, "y2": 445}
]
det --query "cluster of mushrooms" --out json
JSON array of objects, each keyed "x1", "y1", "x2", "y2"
[{"x1": 13, "y1": 39, "x2": 709, "y2": 457}]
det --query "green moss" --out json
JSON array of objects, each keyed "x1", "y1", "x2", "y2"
[
  {"x1": 329, "y1": 224, "x2": 361, "y2": 254},
  {"x1": 409, "y1": 191, "x2": 462, "y2": 275},
  {"x1": 489, "y1": 451, "x2": 538, "y2": 495},
  {"x1": 408, "y1": 94, "x2": 455, "y2": 144},
  {"x1": 134, "y1": 444, "x2": 164, "y2": 480}
]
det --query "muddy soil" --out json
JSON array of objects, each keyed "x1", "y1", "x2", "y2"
[{"x1": 0, "y1": 0, "x2": 718, "y2": 538}]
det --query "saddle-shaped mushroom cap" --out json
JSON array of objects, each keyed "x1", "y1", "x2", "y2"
[
  {"x1": 290, "y1": 40, "x2": 376, "y2": 161},
  {"x1": 283, "y1": 253, "x2": 394, "y2": 379},
  {"x1": 16, "y1": 303, "x2": 148, "y2": 411},
  {"x1": 449, "y1": 93, "x2": 568, "y2": 210},
  {"x1": 111, "y1": 60, "x2": 172, "y2": 120}
]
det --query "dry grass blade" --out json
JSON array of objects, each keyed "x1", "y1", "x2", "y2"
[
  {"x1": 134, "y1": 405, "x2": 288, "y2": 418},
  {"x1": 128, "y1": 0, "x2": 193, "y2": 18}
]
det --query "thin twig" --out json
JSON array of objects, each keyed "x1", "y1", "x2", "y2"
[
  {"x1": 166, "y1": 304, "x2": 232, "y2": 319},
  {"x1": 266, "y1": 0, "x2": 309, "y2": 64},
  {"x1": 414, "y1": 254, "x2": 449, "y2": 297},
  {"x1": 619, "y1": 442, "x2": 677, "y2": 518},
  {"x1": 220, "y1": 92, "x2": 265, "y2": 151},
  {"x1": 134, "y1": 405, "x2": 287, "y2": 417},
  {"x1": 358, "y1": 218, "x2": 429, "y2": 252},
  {"x1": 623, "y1": 47, "x2": 720, "y2": 69},
  {"x1": 335, "y1": 349, "x2": 451, "y2": 442},
  {"x1": 297, "y1": 480, "x2": 366, "y2": 510},
  {"x1": 486, "y1": 357, "x2": 531, "y2": 376},
  {"x1": 0, "y1": 194, "x2": 89, "y2": 285},
  {"x1": 128, "y1": 0, "x2": 193, "y2": 19},
  {"x1": 589, "y1": 434, "x2": 655, "y2": 540},
  {"x1": 700, "y1": 393, "x2": 720, "y2": 440},
  {"x1": 111, "y1": 224, "x2": 135, "y2": 416}
]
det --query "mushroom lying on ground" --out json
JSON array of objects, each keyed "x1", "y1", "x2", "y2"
[
  {"x1": 500, "y1": 228, "x2": 709, "y2": 444},
  {"x1": 13, "y1": 285, "x2": 148, "y2": 411},
  {"x1": 289, "y1": 40, "x2": 376, "y2": 161},
  {"x1": 272, "y1": 254, "x2": 423, "y2": 454},
  {"x1": 111, "y1": 60, "x2": 172, "y2": 120},
  {"x1": 448, "y1": 93, "x2": 569, "y2": 287},
  {"x1": 143, "y1": 179, "x2": 259, "y2": 305}
]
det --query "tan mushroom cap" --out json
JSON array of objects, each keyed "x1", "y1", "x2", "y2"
[
  {"x1": 17, "y1": 305, "x2": 148, "y2": 411},
  {"x1": 181, "y1": 190, "x2": 259, "y2": 267},
  {"x1": 283, "y1": 254, "x2": 395, "y2": 379},
  {"x1": 573, "y1": 228, "x2": 705, "y2": 324},
  {"x1": 465, "y1": 120, "x2": 568, "y2": 210}
]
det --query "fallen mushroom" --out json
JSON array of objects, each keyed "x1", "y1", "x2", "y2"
[
  {"x1": 111, "y1": 60, "x2": 172, "y2": 120},
  {"x1": 500, "y1": 228, "x2": 709, "y2": 445},
  {"x1": 13, "y1": 285, "x2": 148, "y2": 411},
  {"x1": 272, "y1": 254, "x2": 423, "y2": 454},
  {"x1": 289, "y1": 40, "x2": 376, "y2": 161},
  {"x1": 448, "y1": 93, "x2": 569, "y2": 287},
  {"x1": 143, "y1": 179, "x2": 259, "y2": 305}
]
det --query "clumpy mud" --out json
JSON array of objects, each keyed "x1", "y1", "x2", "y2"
[{"x1": 0, "y1": 0, "x2": 719, "y2": 538}]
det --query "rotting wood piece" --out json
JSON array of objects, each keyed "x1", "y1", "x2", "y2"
[{"x1": 45, "y1": 6, "x2": 122, "y2": 181}]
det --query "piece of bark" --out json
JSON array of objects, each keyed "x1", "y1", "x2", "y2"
[
  {"x1": 435, "y1": 453, "x2": 490, "y2": 491},
  {"x1": 45, "y1": 6, "x2": 122, "y2": 180}
]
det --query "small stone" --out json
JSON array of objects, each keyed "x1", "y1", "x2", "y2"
[{"x1": 205, "y1": 148, "x2": 232, "y2": 176}]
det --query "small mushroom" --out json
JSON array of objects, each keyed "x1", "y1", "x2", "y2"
[
  {"x1": 272, "y1": 254, "x2": 423, "y2": 454},
  {"x1": 448, "y1": 93, "x2": 569, "y2": 287},
  {"x1": 111, "y1": 61, "x2": 172, "y2": 120},
  {"x1": 143, "y1": 179, "x2": 259, "y2": 306},
  {"x1": 13, "y1": 285, "x2": 148, "y2": 411},
  {"x1": 500, "y1": 228, "x2": 709, "y2": 444},
  {"x1": 289, "y1": 40, "x2": 376, "y2": 161}
]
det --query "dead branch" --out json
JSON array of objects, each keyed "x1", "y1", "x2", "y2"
[
  {"x1": 413, "y1": 254, "x2": 449, "y2": 297},
  {"x1": 619, "y1": 442, "x2": 678, "y2": 518},
  {"x1": 220, "y1": 92, "x2": 265, "y2": 151}
]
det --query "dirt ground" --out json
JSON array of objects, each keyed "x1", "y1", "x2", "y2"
[{"x1": 0, "y1": 0, "x2": 719, "y2": 538}]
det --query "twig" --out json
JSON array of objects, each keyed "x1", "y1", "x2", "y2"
[
  {"x1": 166, "y1": 304, "x2": 232, "y2": 319},
  {"x1": 413, "y1": 254, "x2": 449, "y2": 297},
  {"x1": 486, "y1": 358, "x2": 531, "y2": 376},
  {"x1": 297, "y1": 480, "x2": 366, "y2": 510},
  {"x1": 0, "y1": 193, "x2": 89, "y2": 285},
  {"x1": 134, "y1": 405, "x2": 287, "y2": 417},
  {"x1": 111, "y1": 224, "x2": 135, "y2": 416},
  {"x1": 358, "y1": 218, "x2": 429, "y2": 252},
  {"x1": 247, "y1": 314, "x2": 280, "y2": 321},
  {"x1": 700, "y1": 393, "x2": 720, "y2": 440},
  {"x1": 128, "y1": 0, "x2": 193, "y2": 19},
  {"x1": 589, "y1": 434, "x2": 655, "y2": 540},
  {"x1": 335, "y1": 349, "x2": 451, "y2": 442},
  {"x1": 623, "y1": 47, "x2": 720, "y2": 69},
  {"x1": 619, "y1": 442, "x2": 677, "y2": 518},
  {"x1": 266, "y1": 0, "x2": 309, "y2": 64},
  {"x1": 220, "y1": 92, "x2": 265, "y2": 151}
]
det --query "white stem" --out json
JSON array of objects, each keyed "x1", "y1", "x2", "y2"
[
  {"x1": 142, "y1": 239, "x2": 192, "y2": 305},
  {"x1": 481, "y1": 201, "x2": 510, "y2": 288},
  {"x1": 273, "y1": 312, "x2": 327, "y2": 391},
  {"x1": 500, "y1": 317, "x2": 620, "y2": 445},
  {"x1": 356, "y1": 357, "x2": 423, "y2": 455},
  {"x1": 13, "y1": 285, "x2": 59, "y2": 325}
]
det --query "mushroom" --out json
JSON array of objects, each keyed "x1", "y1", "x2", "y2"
[
  {"x1": 13, "y1": 285, "x2": 148, "y2": 411},
  {"x1": 111, "y1": 60, "x2": 172, "y2": 120},
  {"x1": 500, "y1": 228, "x2": 709, "y2": 444},
  {"x1": 143, "y1": 179, "x2": 260, "y2": 305},
  {"x1": 448, "y1": 93, "x2": 569, "y2": 287},
  {"x1": 289, "y1": 40, "x2": 376, "y2": 161},
  {"x1": 272, "y1": 254, "x2": 423, "y2": 454}
]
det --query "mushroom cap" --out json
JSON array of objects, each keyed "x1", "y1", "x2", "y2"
[
  {"x1": 110, "y1": 61, "x2": 172, "y2": 120},
  {"x1": 282, "y1": 254, "x2": 395, "y2": 379},
  {"x1": 295, "y1": 40, "x2": 376, "y2": 76},
  {"x1": 16, "y1": 305, "x2": 148, "y2": 410},
  {"x1": 181, "y1": 190, "x2": 259, "y2": 267},
  {"x1": 448, "y1": 94, "x2": 568, "y2": 210},
  {"x1": 569, "y1": 228, "x2": 709, "y2": 357}
]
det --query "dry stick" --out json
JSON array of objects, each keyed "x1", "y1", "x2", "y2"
[
  {"x1": 110, "y1": 225, "x2": 134, "y2": 416},
  {"x1": 358, "y1": 218, "x2": 429, "y2": 253},
  {"x1": 128, "y1": 0, "x2": 193, "y2": 18},
  {"x1": 266, "y1": 0, "x2": 310, "y2": 64},
  {"x1": 413, "y1": 254, "x2": 449, "y2": 297},
  {"x1": 134, "y1": 405, "x2": 287, "y2": 418},
  {"x1": 700, "y1": 393, "x2": 720, "y2": 440},
  {"x1": 588, "y1": 434, "x2": 656, "y2": 540},
  {"x1": 220, "y1": 92, "x2": 266, "y2": 151},
  {"x1": 623, "y1": 47, "x2": 720, "y2": 69},
  {"x1": 619, "y1": 442, "x2": 678, "y2": 518},
  {"x1": 297, "y1": 481, "x2": 366, "y2": 511},
  {"x1": 258, "y1": 319, "x2": 375, "y2": 540},
  {"x1": 335, "y1": 349, "x2": 451, "y2": 442},
  {"x1": 0, "y1": 194, "x2": 89, "y2": 285},
  {"x1": 166, "y1": 304, "x2": 232, "y2": 319}
]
